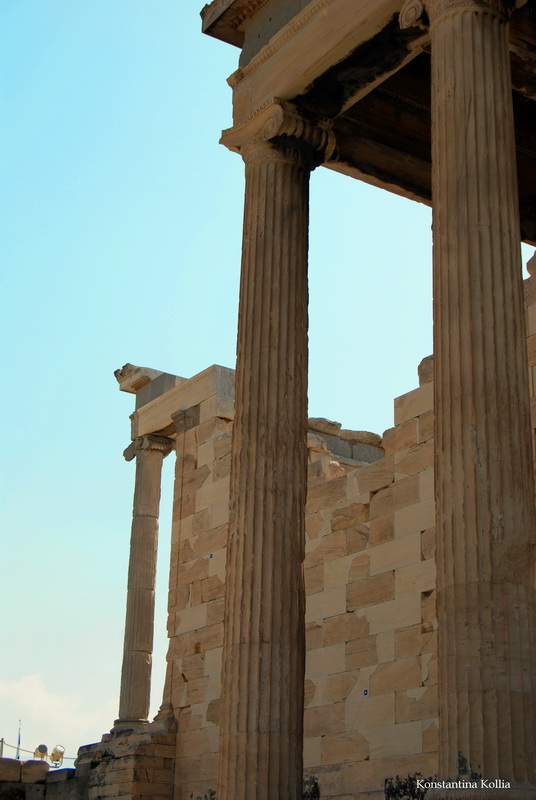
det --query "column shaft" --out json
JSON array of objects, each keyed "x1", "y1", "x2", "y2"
[
  {"x1": 217, "y1": 141, "x2": 310, "y2": 800},
  {"x1": 116, "y1": 435, "x2": 172, "y2": 728},
  {"x1": 428, "y1": 0, "x2": 536, "y2": 792}
]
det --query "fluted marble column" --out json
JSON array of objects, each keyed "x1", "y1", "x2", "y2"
[
  {"x1": 421, "y1": 0, "x2": 536, "y2": 794},
  {"x1": 115, "y1": 434, "x2": 173, "y2": 729},
  {"x1": 216, "y1": 101, "x2": 333, "y2": 800}
]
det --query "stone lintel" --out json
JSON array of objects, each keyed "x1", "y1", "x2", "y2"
[
  {"x1": 115, "y1": 363, "x2": 186, "y2": 411},
  {"x1": 201, "y1": 0, "x2": 270, "y2": 47},
  {"x1": 131, "y1": 364, "x2": 235, "y2": 439}
]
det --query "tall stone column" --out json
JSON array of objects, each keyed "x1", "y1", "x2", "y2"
[
  {"x1": 115, "y1": 434, "x2": 173, "y2": 729},
  {"x1": 417, "y1": 0, "x2": 536, "y2": 794},
  {"x1": 216, "y1": 101, "x2": 333, "y2": 800}
]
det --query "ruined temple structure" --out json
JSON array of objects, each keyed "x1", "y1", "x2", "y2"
[{"x1": 2, "y1": 0, "x2": 536, "y2": 799}]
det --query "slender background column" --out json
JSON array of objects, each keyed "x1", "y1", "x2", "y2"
[
  {"x1": 425, "y1": 0, "x2": 536, "y2": 793},
  {"x1": 115, "y1": 434, "x2": 172, "y2": 729},
  {"x1": 217, "y1": 102, "x2": 333, "y2": 800}
]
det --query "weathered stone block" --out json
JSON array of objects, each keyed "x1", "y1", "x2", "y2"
[
  {"x1": 207, "y1": 596, "x2": 224, "y2": 625},
  {"x1": 305, "y1": 563, "x2": 324, "y2": 595},
  {"x1": 306, "y1": 530, "x2": 346, "y2": 567},
  {"x1": 346, "y1": 692, "x2": 395, "y2": 729},
  {"x1": 345, "y1": 524, "x2": 369, "y2": 554},
  {"x1": 396, "y1": 685, "x2": 438, "y2": 723},
  {"x1": 348, "y1": 553, "x2": 370, "y2": 582},
  {"x1": 326, "y1": 671, "x2": 359, "y2": 703},
  {"x1": 367, "y1": 514, "x2": 393, "y2": 547},
  {"x1": 347, "y1": 571, "x2": 395, "y2": 610},
  {"x1": 394, "y1": 498, "x2": 435, "y2": 538},
  {"x1": 394, "y1": 442, "x2": 433, "y2": 476},
  {"x1": 321, "y1": 731, "x2": 368, "y2": 765},
  {"x1": 307, "y1": 475, "x2": 348, "y2": 511},
  {"x1": 303, "y1": 735, "x2": 321, "y2": 768},
  {"x1": 369, "y1": 720, "x2": 422, "y2": 759},
  {"x1": 417, "y1": 409, "x2": 434, "y2": 443},
  {"x1": 181, "y1": 652, "x2": 205, "y2": 680},
  {"x1": 195, "y1": 475, "x2": 230, "y2": 512},
  {"x1": 305, "y1": 585, "x2": 346, "y2": 622},
  {"x1": 394, "y1": 383, "x2": 434, "y2": 425},
  {"x1": 177, "y1": 558, "x2": 209, "y2": 586},
  {"x1": 345, "y1": 635, "x2": 377, "y2": 669},
  {"x1": 331, "y1": 502, "x2": 370, "y2": 531},
  {"x1": 418, "y1": 355, "x2": 434, "y2": 385},
  {"x1": 369, "y1": 533, "x2": 421, "y2": 576},
  {"x1": 357, "y1": 456, "x2": 393, "y2": 494},
  {"x1": 306, "y1": 621, "x2": 323, "y2": 650},
  {"x1": 0, "y1": 759, "x2": 22, "y2": 781},
  {"x1": 366, "y1": 593, "x2": 421, "y2": 634},
  {"x1": 175, "y1": 603, "x2": 207, "y2": 634},
  {"x1": 395, "y1": 560, "x2": 436, "y2": 597},
  {"x1": 376, "y1": 630, "x2": 395, "y2": 663},
  {"x1": 306, "y1": 643, "x2": 345, "y2": 677},
  {"x1": 395, "y1": 624, "x2": 437, "y2": 659},
  {"x1": 21, "y1": 762, "x2": 49, "y2": 783},
  {"x1": 185, "y1": 676, "x2": 210, "y2": 705},
  {"x1": 208, "y1": 498, "x2": 229, "y2": 528},
  {"x1": 304, "y1": 703, "x2": 345, "y2": 737},
  {"x1": 324, "y1": 554, "x2": 354, "y2": 588},
  {"x1": 369, "y1": 656, "x2": 422, "y2": 696},
  {"x1": 423, "y1": 719, "x2": 439, "y2": 752},
  {"x1": 382, "y1": 418, "x2": 418, "y2": 455},
  {"x1": 323, "y1": 611, "x2": 369, "y2": 646}
]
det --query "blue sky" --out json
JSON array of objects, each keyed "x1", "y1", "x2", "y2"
[{"x1": 2, "y1": 0, "x2": 528, "y2": 763}]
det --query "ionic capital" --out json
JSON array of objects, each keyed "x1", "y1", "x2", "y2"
[
  {"x1": 400, "y1": 0, "x2": 515, "y2": 27},
  {"x1": 431, "y1": 0, "x2": 510, "y2": 24},
  {"x1": 220, "y1": 98, "x2": 335, "y2": 169},
  {"x1": 123, "y1": 435, "x2": 173, "y2": 461}
]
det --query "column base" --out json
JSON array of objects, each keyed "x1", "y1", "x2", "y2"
[
  {"x1": 426, "y1": 786, "x2": 536, "y2": 800},
  {"x1": 112, "y1": 717, "x2": 149, "y2": 732}
]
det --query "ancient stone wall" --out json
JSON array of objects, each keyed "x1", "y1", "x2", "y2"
[
  {"x1": 165, "y1": 371, "x2": 437, "y2": 799},
  {"x1": 302, "y1": 373, "x2": 437, "y2": 799}
]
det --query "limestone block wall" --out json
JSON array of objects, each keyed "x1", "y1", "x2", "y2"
[
  {"x1": 166, "y1": 388, "x2": 437, "y2": 800},
  {"x1": 75, "y1": 719, "x2": 175, "y2": 800},
  {"x1": 166, "y1": 410, "x2": 233, "y2": 800},
  {"x1": 303, "y1": 373, "x2": 437, "y2": 800}
]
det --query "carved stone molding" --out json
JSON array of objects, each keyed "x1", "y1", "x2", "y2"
[
  {"x1": 228, "y1": 0, "x2": 270, "y2": 30},
  {"x1": 227, "y1": 0, "x2": 335, "y2": 88},
  {"x1": 220, "y1": 98, "x2": 335, "y2": 168}
]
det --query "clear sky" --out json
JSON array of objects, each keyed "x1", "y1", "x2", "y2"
[{"x1": 1, "y1": 0, "x2": 532, "y2": 765}]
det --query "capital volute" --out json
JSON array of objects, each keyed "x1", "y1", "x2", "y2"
[
  {"x1": 123, "y1": 435, "x2": 173, "y2": 461},
  {"x1": 220, "y1": 99, "x2": 335, "y2": 169}
]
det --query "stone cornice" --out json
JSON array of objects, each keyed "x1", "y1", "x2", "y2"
[
  {"x1": 227, "y1": 0, "x2": 335, "y2": 87},
  {"x1": 201, "y1": 0, "x2": 271, "y2": 47},
  {"x1": 220, "y1": 98, "x2": 336, "y2": 165}
]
